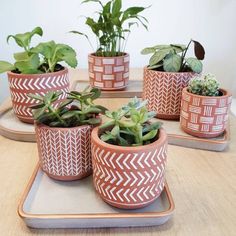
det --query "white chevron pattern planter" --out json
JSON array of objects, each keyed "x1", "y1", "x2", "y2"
[
  {"x1": 35, "y1": 124, "x2": 93, "y2": 181},
  {"x1": 91, "y1": 127, "x2": 168, "y2": 209},
  {"x1": 8, "y1": 68, "x2": 69, "y2": 123},
  {"x1": 143, "y1": 67, "x2": 198, "y2": 120}
]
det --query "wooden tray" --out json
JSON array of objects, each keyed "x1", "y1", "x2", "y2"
[
  {"x1": 156, "y1": 118, "x2": 230, "y2": 152},
  {"x1": 71, "y1": 80, "x2": 143, "y2": 98},
  {"x1": 18, "y1": 164, "x2": 175, "y2": 229},
  {"x1": 0, "y1": 105, "x2": 35, "y2": 142},
  {"x1": 0, "y1": 104, "x2": 230, "y2": 151}
]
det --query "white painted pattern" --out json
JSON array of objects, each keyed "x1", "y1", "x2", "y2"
[
  {"x1": 37, "y1": 125, "x2": 92, "y2": 178},
  {"x1": 92, "y1": 142, "x2": 167, "y2": 207}
]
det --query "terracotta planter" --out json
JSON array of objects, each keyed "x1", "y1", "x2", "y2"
[
  {"x1": 35, "y1": 124, "x2": 93, "y2": 181},
  {"x1": 8, "y1": 68, "x2": 69, "y2": 124},
  {"x1": 91, "y1": 127, "x2": 168, "y2": 209},
  {"x1": 143, "y1": 67, "x2": 198, "y2": 120},
  {"x1": 180, "y1": 88, "x2": 232, "y2": 138},
  {"x1": 88, "y1": 53, "x2": 130, "y2": 90}
]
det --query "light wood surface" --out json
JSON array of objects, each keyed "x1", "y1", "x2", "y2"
[{"x1": 0, "y1": 69, "x2": 236, "y2": 236}]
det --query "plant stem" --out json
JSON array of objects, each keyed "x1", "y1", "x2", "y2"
[{"x1": 180, "y1": 39, "x2": 192, "y2": 71}]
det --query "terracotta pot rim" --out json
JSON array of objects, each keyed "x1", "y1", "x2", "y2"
[
  {"x1": 7, "y1": 67, "x2": 68, "y2": 78},
  {"x1": 92, "y1": 127, "x2": 167, "y2": 151},
  {"x1": 89, "y1": 52, "x2": 129, "y2": 59},
  {"x1": 35, "y1": 122, "x2": 91, "y2": 131},
  {"x1": 144, "y1": 66, "x2": 198, "y2": 75},
  {"x1": 183, "y1": 87, "x2": 232, "y2": 99}
]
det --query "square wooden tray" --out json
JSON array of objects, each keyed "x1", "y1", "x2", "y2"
[{"x1": 18, "y1": 164, "x2": 175, "y2": 229}]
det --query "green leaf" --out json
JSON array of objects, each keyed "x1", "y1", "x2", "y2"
[
  {"x1": 149, "y1": 49, "x2": 170, "y2": 66},
  {"x1": 100, "y1": 131, "x2": 116, "y2": 142},
  {"x1": 163, "y1": 54, "x2": 182, "y2": 72},
  {"x1": 142, "y1": 130, "x2": 158, "y2": 142},
  {"x1": 7, "y1": 26, "x2": 43, "y2": 50},
  {"x1": 85, "y1": 118, "x2": 101, "y2": 125},
  {"x1": 141, "y1": 47, "x2": 156, "y2": 55},
  {"x1": 170, "y1": 44, "x2": 186, "y2": 50},
  {"x1": 99, "y1": 120, "x2": 116, "y2": 130},
  {"x1": 27, "y1": 93, "x2": 44, "y2": 101},
  {"x1": 111, "y1": 125, "x2": 120, "y2": 136},
  {"x1": 29, "y1": 103, "x2": 45, "y2": 109},
  {"x1": 0, "y1": 61, "x2": 15, "y2": 73},
  {"x1": 112, "y1": 0, "x2": 122, "y2": 17},
  {"x1": 118, "y1": 120, "x2": 136, "y2": 128},
  {"x1": 185, "y1": 57, "x2": 203, "y2": 73},
  {"x1": 14, "y1": 54, "x2": 40, "y2": 74},
  {"x1": 13, "y1": 52, "x2": 29, "y2": 61}
]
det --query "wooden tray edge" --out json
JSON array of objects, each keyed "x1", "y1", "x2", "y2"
[
  {"x1": 0, "y1": 106, "x2": 35, "y2": 142},
  {"x1": 18, "y1": 164, "x2": 175, "y2": 221}
]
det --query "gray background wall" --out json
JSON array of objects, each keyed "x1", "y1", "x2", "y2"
[{"x1": 0, "y1": 0, "x2": 235, "y2": 103}]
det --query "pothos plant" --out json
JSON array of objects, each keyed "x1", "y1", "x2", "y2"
[
  {"x1": 29, "y1": 86, "x2": 107, "y2": 127},
  {"x1": 99, "y1": 97, "x2": 162, "y2": 146},
  {"x1": 71, "y1": 0, "x2": 149, "y2": 57},
  {"x1": 0, "y1": 27, "x2": 77, "y2": 74},
  {"x1": 141, "y1": 39, "x2": 205, "y2": 73},
  {"x1": 188, "y1": 74, "x2": 220, "y2": 97}
]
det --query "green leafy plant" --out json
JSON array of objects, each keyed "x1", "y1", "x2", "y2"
[
  {"x1": 99, "y1": 97, "x2": 162, "y2": 146},
  {"x1": 0, "y1": 27, "x2": 77, "y2": 74},
  {"x1": 71, "y1": 0, "x2": 149, "y2": 57},
  {"x1": 188, "y1": 74, "x2": 220, "y2": 96},
  {"x1": 141, "y1": 39, "x2": 205, "y2": 73},
  {"x1": 29, "y1": 87, "x2": 107, "y2": 127}
]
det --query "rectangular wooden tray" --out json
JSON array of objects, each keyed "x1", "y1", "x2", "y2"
[
  {"x1": 71, "y1": 80, "x2": 143, "y2": 98},
  {"x1": 18, "y1": 164, "x2": 175, "y2": 229}
]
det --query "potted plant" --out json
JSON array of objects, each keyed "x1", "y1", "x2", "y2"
[
  {"x1": 71, "y1": 0, "x2": 148, "y2": 90},
  {"x1": 29, "y1": 87, "x2": 106, "y2": 181},
  {"x1": 141, "y1": 39, "x2": 205, "y2": 120},
  {"x1": 91, "y1": 97, "x2": 167, "y2": 209},
  {"x1": 180, "y1": 74, "x2": 232, "y2": 138},
  {"x1": 0, "y1": 27, "x2": 78, "y2": 123}
]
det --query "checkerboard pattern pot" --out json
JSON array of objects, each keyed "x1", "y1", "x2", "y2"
[
  {"x1": 88, "y1": 53, "x2": 130, "y2": 90},
  {"x1": 35, "y1": 124, "x2": 93, "y2": 181},
  {"x1": 180, "y1": 88, "x2": 232, "y2": 138},
  {"x1": 143, "y1": 67, "x2": 197, "y2": 120},
  {"x1": 91, "y1": 127, "x2": 168, "y2": 209},
  {"x1": 8, "y1": 68, "x2": 69, "y2": 124}
]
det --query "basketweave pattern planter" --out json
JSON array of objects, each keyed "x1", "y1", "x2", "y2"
[
  {"x1": 91, "y1": 128, "x2": 168, "y2": 209},
  {"x1": 35, "y1": 124, "x2": 93, "y2": 181},
  {"x1": 143, "y1": 68, "x2": 197, "y2": 120},
  {"x1": 88, "y1": 53, "x2": 130, "y2": 90},
  {"x1": 8, "y1": 68, "x2": 69, "y2": 124},
  {"x1": 180, "y1": 88, "x2": 232, "y2": 138}
]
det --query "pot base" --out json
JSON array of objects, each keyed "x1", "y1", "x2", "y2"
[
  {"x1": 100, "y1": 191, "x2": 162, "y2": 210},
  {"x1": 181, "y1": 126, "x2": 224, "y2": 138},
  {"x1": 91, "y1": 84, "x2": 128, "y2": 91},
  {"x1": 17, "y1": 116, "x2": 34, "y2": 124},
  {"x1": 156, "y1": 114, "x2": 180, "y2": 120},
  {"x1": 44, "y1": 170, "x2": 92, "y2": 181}
]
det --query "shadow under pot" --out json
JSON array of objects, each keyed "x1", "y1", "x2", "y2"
[
  {"x1": 8, "y1": 68, "x2": 69, "y2": 124},
  {"x1": 35, "y1": 123, "x2": 93, "y2": 181},
  {"x1": 88, "y1": 53, "x2": 130, "y2": 91},
  {"x1": 91, "y1": 127, "x2": 168, "y2": 209},
  {"x1": 180, "y1": 88, "x2": 232, "y2": 138},
  {"x1": 143, "y1": 67, "x2": 198, "y2": 120}
]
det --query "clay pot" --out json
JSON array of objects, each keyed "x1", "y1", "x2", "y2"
[
  {"x1": 143, "y1": 67, "x2": 198, "y2": 120},
  {"x1": 8, "y1": 68, "x2": 69, "y2": 124},
  {"x1": 91, "y1": 127, "x2": 168, "y2": 209},
  {"x1": 35, "y1": 124, "x2": 93, "y2": 181},
  {"x1": 88, "y1": 53, "x2": 130, "y2": 91},
  {"x1": 180, "y1": 88, "x2": 232, "y2": 138}
]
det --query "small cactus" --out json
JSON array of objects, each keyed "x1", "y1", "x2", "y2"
[{"x1": 188, "y1": 74, "x2": 220, "y2": 96}]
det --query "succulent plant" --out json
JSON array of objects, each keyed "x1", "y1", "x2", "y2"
[
  {"x1": 100, "y1": 97, "x2": 162, "y2": 146},
  {"x1": 28, "y1": 87, "x2": 107, "y2": 127},
  {"x1": 188, "y1": 74, "x2": 220, "y2": 96},
  {"x1": 141, "y1": 39, "x2": 205, "y2": 73}
]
